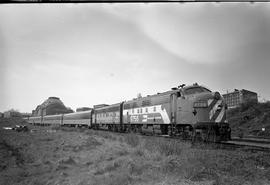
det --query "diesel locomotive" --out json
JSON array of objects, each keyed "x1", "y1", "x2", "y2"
[{"x1": 27, "y1": 83, "x2": 231, "y2": 142}]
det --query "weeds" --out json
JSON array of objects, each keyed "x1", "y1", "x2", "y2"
[
  {"x1": 125, "y1": 134, "x2": 140, "y2": 147},
  {"x1": 63, "y1": 136, "x2": 102, "y2": 152},
  {"x1": 144, "y1": 138, "x2": 186, "y2": 156},
  {"x1": 2, "y1": 116, "x2": 270, "y2": 185},
  {"x1": 92, "y1": 171, "x2": 133, "y2": 185},
  {"x1": 0, "y1": 139, "x2": 25, "y2": 167},
  {"x1": 94, "y1": 160, "x2": 121, "y2": 175},
  {"x1": 90, "y1": 130, "x2": 118, "y2": 141},
  {"x1": 49, "y1": 125, "x2": 61, "y2": 131},
  {"x1": 56, "y1": 156, "x2": 77, "y2": 171}
]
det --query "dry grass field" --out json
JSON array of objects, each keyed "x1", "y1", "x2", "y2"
[{"x1": 0, "y1": 118, "x2": 270, "y2": 185}]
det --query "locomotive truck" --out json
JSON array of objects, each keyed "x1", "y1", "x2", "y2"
[{"x1": 27, "y1": 83, "x2": 231, "y2": 142}]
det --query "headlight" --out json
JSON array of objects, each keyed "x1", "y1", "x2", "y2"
[
  {"x1": 194, "y1": 101, "x2": 208, "y2": 108},
  {"x1": 214, "y1": 92, "x2": 221, "y2": 100}
]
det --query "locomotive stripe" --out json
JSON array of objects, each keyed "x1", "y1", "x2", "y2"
[
  {"x1": 220, "y1": 114, "x2": 226, "y2": 123},
  {"x1": 208, "y1": 99, "x2": 218, "y2": 109},
  {"x1": 123, "y1": 105, "x2": 170, "y2": 124},
  {"x1": 210, "y1": 108, "x2": 221, "y2": 122},
  {"x1": 209, "y1": 100, "x2": 222, "y2": 120},
  {"x1": 215, "y1": 107, "x2": 225, "y2": 122},
  {"x1": 208, "y1": 99, "x2": 213, "y2": 106}
]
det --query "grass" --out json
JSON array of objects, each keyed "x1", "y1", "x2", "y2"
[
  {"x1": 85, "y1": 130, "x2": 270, "y2": 184},
  {"x1": 125, "y1": 133, "x2": 140, "y2": 147},
  {"x1": 0, "y1": 139, "x2": 26, "y2": 167},
  {"x1": 125, "y1": 134, "x2": 270, "y2": 184},
  {"x1": 1, "y1": 117, "x2": 270, "y2": 185}
]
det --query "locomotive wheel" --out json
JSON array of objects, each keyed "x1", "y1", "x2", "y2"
[
  {"x1": 191, "y1": 130, "x2": 196, "y2": 143},
  {"x1": 160, "y1": 125, "x2": 168, "y2": 135},
  {"x1": 208, "y1": 128, "x2": 217, "y2": 143},
  {"x1": 137, "y1": 125, "x2": 143, "y2": 134},
  {"x1": 122, "y1": 125, "x2": 127, "y2": 133},
  {"x1": 113, "y1": 125, "x2": 118, "y2": 132},
  {"x1": 108, "y1": 125, "x2": 112, "y2": 131},
  {"x1": 182, "y1": 131, "x2": 188, "y2": 140},
  {"x1": 192, "y1": 130, "x2": 202, "y2": 143},
  {"x1": 169, "y1": 125, "x2": 175, "y2": 136},
  {"x1": 131, "y1": 125, "x2": 136, "y2": 133}
]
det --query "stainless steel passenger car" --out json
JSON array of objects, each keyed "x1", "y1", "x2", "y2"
[
  {"x1": 43, "y1": 114, "x2": 62, "y2": 125},
  {"x1": 28, "y1": 116, "x2": 42, "y2": 125},
  {"x1": 63, "y1": 110, "x2": 92, "y2": 127}
]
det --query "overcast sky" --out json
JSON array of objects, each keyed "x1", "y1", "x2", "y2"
[{"x1": 0, "y1": 3, "x2": 270, "y2": 113}]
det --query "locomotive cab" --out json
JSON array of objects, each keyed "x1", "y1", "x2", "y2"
[{"x1": 174, "y1": 84, "x2": 231, "y2": 142}]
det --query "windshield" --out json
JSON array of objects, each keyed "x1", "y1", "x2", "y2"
[{"x1": 184, "y1": 87, "x2": 211, "y2": 95}]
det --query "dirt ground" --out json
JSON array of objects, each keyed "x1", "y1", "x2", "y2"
[{"x1": 1, "y1": 118, "x2": 270, "y2": 185}]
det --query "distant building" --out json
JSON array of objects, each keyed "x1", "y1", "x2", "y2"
[
  {"x1": 222, "y1": 89, "x2": 258, "y2": 109},
  {"x1": 76, "y1": 107, "x2": 92, "y2": 112},
  {"x1": 93, "y1": 104, "x2": 109, "y2": 109},
  {"x1": 3, "y1": 110, "x2": 21, "y2": 118},
  {"x1": 0, "y1": 112, "x2": 4, "y2": 118},
  {"x1": 21, "y1": 113, "x2": 32, "y2": 118},
  {"x1": 32, "y1": 97, "x2": 73, "y2": 116}
]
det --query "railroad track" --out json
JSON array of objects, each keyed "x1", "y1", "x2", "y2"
[
  {"x1": 220, "y1": 140, "x2": 270, "y2": 152},
  {"x1": 132, "y1": 132, "x2": 270, "y2": 152},
  {"x1": 231, "y1": 137, "x2": 270, "y2": 144},
  {"x1": 221, "y1": 137, "x2": 270, "y2": 152},
  {"x1": 106, "y1": 129, "x2": 270, "y2": 152}
]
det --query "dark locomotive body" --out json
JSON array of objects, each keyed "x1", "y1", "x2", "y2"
[
  {"x1": 25, "y1": 83, "x2": 231, "y2": 142},
  {"x1": 92, "y1": 103, "x2": 122, "y2": 131}
]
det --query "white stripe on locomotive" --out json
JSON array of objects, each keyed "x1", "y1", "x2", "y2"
[
  {"x1": 215, "y1": 106, "x2": 225, "y2": 123},
  {"x1": 123, "y1": 105, "x2": 170, "y2": 124},
  {"x1": 209, "y1": 100, "x2": 222, "y2": 120},
  {"x1": 207, "y1": 99, "x2": 213, "y2": 106}
]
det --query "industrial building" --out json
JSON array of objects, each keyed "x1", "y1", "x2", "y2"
[{"x1": 222, "y1": 89, "x2": 258, "y2": 109}]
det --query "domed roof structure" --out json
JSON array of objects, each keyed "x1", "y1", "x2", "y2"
[{"x1": 32, "y1": 97, "x2": 73, "y2": 116}]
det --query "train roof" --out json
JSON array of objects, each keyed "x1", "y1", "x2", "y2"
[
  {"x1": 124, "y1": 89, "x2": 178, "y2": 104},
  {"x1": 63, "y1": 110, "x2": 92, "y2": 117},
  {"x1": 124, "y1": 84, "x2": 212, "y2": 104},
  {"x1": 94, "y1": 102, "x2": 122, "y2": 111},
  {"x1": 43, "y1": 114, "x2": 62, "y2": 118},
  {"x1": 29, "y1": 116, "x2": 42, "y2": 119}
]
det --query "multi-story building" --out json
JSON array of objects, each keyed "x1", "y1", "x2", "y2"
[{"x1": 222, "y1": 89, "x2": 258, "y2": 109}]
